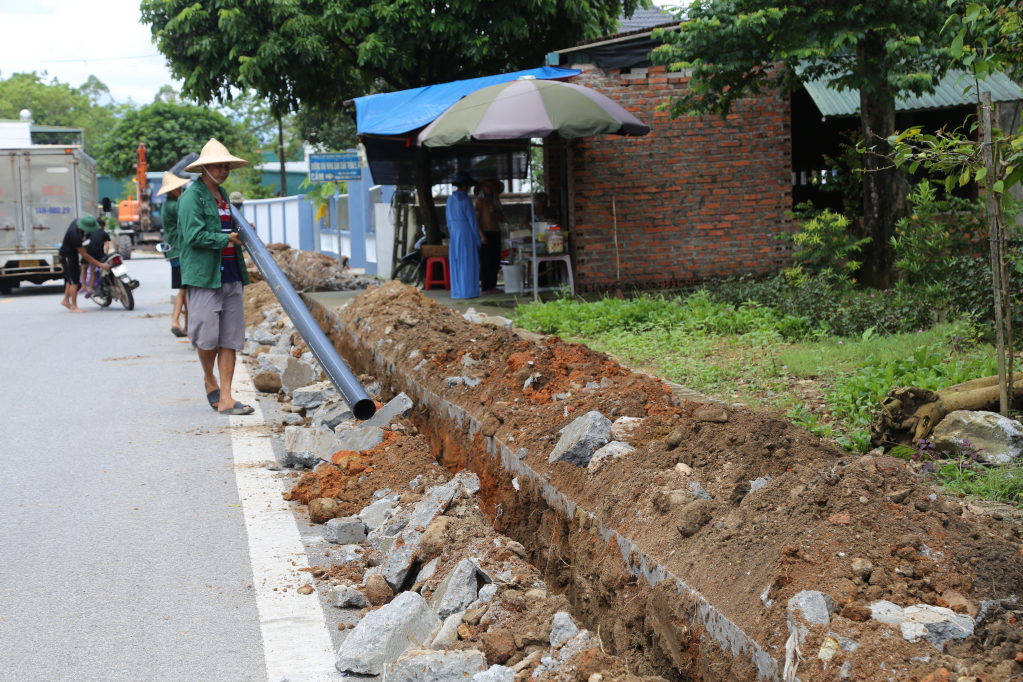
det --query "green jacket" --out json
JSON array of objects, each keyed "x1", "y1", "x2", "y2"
[
  {"x1": 162, "y1": 197, "x2": 180, "y2": 261},
  {"x1": 177, "y1": 181, "x2": 250, "y2": 289}
]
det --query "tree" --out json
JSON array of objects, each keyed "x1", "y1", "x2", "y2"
[
  {"x1": 650, "y1": 1, "x2": 952, "y2": 287},
  {"x1": 140, "y1": 0, "x2": 644, "y2": 243},
  {"x1": 0, "y1": 71, "x2": 117, "y2": 157},
  {"x1": 96, "y1": 101, "x2": 259, "y2": 178},
  {"x1": 221, "y1": 92, "x2": 305, "y2": 194},
  {"x1": 887, "y1": 0, "x2": 1023, "y2": 414},
  {"x1": 295, "y1": 106, "x2": 358, "y2": 153}
]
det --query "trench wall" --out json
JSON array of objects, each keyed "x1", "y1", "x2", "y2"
[{"x1": 304, "y1": 294, "x2": 780, "y2": 682}]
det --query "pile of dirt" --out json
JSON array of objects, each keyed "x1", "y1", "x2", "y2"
[
  {"x1": 314, "y1": 281, "x2": 1023, "y2": 682},
  {"x1": 247, "y1": 243, "x2": 380, "y2": 292},
  {"x1": 285, "y1": 420, "x2": 449, "y2": 519},
  {"x1": 243, "y1": 280, "x2": 278, "y2": 323}
]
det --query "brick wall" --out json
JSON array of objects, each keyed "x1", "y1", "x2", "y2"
[{"x1": 548, "y1": 64, "x2": 793, "y2": 293}]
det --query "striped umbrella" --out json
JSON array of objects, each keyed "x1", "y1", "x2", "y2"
[{"x1": 417, "y1": 77, "x2": 649, "y2": 147}]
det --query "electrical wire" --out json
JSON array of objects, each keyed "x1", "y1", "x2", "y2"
[{"x1": 0, "y1": 54, "x2": 164, "y2": 64}]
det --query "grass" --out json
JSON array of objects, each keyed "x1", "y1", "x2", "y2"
[
  {"x1": 512, "y1": 292, "x2": 1001, "y2": 467},
  {"x1": 940, "y1": 464, "x2": 1023, "y2": 505}
]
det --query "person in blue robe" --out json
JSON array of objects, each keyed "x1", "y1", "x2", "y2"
[{"x1": 446, "y1": 171, "x2": 481, "y2": 299}]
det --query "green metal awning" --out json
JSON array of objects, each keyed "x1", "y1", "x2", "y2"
[{"x1": 803, "y1": 70, "x2": 1022, "y2": 118}]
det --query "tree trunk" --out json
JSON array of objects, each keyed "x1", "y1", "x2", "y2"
[
  {"x1": 277, "y1": 116, "x2": 288, "y2": 197},
  {"x1": 415, "y1": 146, "x2": 443, "y2": 245},
  {"x1": 857, "y1": 41, "x2": 908, "y2": 288}
]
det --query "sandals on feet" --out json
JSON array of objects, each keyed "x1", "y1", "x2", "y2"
[
  {"x1": 221, "y1": 401, "x2": 254, "y2": 416},
  {"x1": 172, "y1": 327, "x2": 187, "y2": 338},
  {"x1": 206, "y1": 386, "x2": 220, "y2": 410}
]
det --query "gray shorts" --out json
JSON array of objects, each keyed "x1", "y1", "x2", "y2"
[{"x1": 186, "y1": 282, "x2": 245, "y2": 351}]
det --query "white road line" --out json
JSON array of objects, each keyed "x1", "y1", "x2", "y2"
[{"x1": 229, "y1": 365, "x2": 339, "y2": 682}]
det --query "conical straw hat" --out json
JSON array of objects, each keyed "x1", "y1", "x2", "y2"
[
  {"x1": 156, "y1": 171, "x2": 190, "y2": 196},
  {"x1": 184, "y1": 138, "x2": 250, "y2": 172}
]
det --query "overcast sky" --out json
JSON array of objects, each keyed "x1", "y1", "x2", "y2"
[{"x1": 0, "y1": 0, "x2": 179, "y2": 104}]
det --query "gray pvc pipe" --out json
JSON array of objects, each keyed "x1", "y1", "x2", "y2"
[{"x1": 232, "y1": 206, "x2": 376, "y2": 421}]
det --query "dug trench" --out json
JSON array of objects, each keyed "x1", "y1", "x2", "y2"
[{"x1": 264, "y1": 280, "x2": 1023, "y2": 682}]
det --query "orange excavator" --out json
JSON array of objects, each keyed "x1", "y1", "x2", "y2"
[{"x1": 117, "y1": 143, "x2": 154, "y2": 243}]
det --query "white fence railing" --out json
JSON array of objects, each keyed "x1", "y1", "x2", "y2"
[{"x1": 238, "y1": 164, "x2": 395, "y2": 276}]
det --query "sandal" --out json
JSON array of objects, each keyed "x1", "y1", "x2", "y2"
[
  {"x1": 206, "y1": 385, "x2": 220, "y2": 410},
  {"x1": 221, "y1": 401, "x2": 255, "y2": 416},
  {"x1": 171, "y1": 327, "x2": 187, "y2": 338}
]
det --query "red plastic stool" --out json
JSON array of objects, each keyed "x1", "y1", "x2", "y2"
[{"x1": 424, "y1": 257, "x2": 451, "y2": 290}]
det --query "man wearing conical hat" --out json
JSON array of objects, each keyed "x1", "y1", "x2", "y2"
[
  {"x1": 156, "y1": 171, "x2": 190, "y2": 337},
  {"x1": 178, "y1": 139, "x2": 254, "y2": 415}
]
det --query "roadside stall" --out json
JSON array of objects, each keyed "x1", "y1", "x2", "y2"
[
  {"x1": 352, "y1": 67, "x2": 649, "y2": 300},
  {"x1": 417, "y1": 76, "x2": 649, "y2": 300}
]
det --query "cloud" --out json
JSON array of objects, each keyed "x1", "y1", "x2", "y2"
[{"x1": 0, "y1": 0, "x2": 180, "y2": 102}]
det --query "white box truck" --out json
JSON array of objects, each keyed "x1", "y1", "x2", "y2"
[{"x1": 0, "y1": 145, "x2": 98, "y2": 294}]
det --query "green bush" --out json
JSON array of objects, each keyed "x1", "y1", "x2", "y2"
[
  {"x1": 891, "y1": 181, "x2": 987, "y2": 285},
  {"x1": 826, "y1": 343, "x2": 998, "y2": 429},
  {"x1": 782, "y1": 210, "x2": 870, "y2": 282},
  {"x1": 706, "y1": 272, "x2": 935, "y2": 337},
  {"x1": 512, "y1": 291, "x2": 811, "y2": 340}
]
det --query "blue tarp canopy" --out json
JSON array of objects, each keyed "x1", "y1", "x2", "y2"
[{"x1": 355, "y1": 67, "x2": 581, "y2": 136}]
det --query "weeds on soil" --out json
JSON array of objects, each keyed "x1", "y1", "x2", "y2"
[{"x1": 513, "y1": 294, "x2": 998, "y2": 465}]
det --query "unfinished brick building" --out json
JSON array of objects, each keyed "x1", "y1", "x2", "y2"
[{"x1": 543, "y1": 29, "x2": 794, "y2": 293}]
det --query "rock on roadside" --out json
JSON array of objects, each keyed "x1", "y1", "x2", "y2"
[
  {"x1": 381, "y1": 649, "x2": 486, "y2": 682},
  {"x1": 430, "y1": 558, "x2": 491, "y2": 618},
  {"x1": 931, "y1": 410, "x2": 1023, "y2": 464},
  {"x1": 280, "y1": 357, "x2": 318, "y2": 396},
  {"x1": 362, "y1": 392, "x2": 414, "y2": 428},
  {"x1": 549, "y1": 612, "x2": 580, "y2": 647},
  {"x1": 548, "y1": 411, "x2": 612, "y2": 467},
  {"x1": 335, "y1": 591, "x2": 440, "y2": 675},
  {"x1": 284, "y1": 426, "x2": 337, "y2": 468},
  {"x1": 324, "y1": 516, "x2": 367, "y2": 544},
  {"x1": 312, "y1": 400, "x2": 354, "y2": 430},
  {"x1": 292, "y1": 381, "x2": 339, "y2": 410},
  {"x1": 253, "y1": 371, "x2": 282, "y2": 393},
  {"x1": 336, "y1": 426, "x2": 385, "y2": 454}
]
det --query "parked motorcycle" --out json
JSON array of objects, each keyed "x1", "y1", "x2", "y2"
[
  {"x1": 90, "y1": 252, "x2": 139, "y2": 310},
  {"x1": 391, "y1": 227, "x2": 427, "y2": 287}
]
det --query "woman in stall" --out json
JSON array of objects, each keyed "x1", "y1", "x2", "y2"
[{"x1": 446, "y1": 170, "x2": 480, "y2": 299}]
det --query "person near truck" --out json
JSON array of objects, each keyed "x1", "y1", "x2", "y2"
[
  {"x1": 58, "y1": 215, "x2": 110, "y2": 313},
  {"x1": 474, "y1": 178, "x2": 504, "y2": 295},
  {"x1": 157, "y1": 171, "x2": 191, "y2": 337},
  {"x1": 79, "y1": 221, "x2": 111, "y2": 298},
  {"x1": 177, "y1": 138, "x2": 254, "y2": 416}
]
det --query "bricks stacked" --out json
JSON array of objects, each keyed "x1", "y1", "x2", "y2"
[{"x1": 546, "y1": 64, "x2": 794, "y2": 293}]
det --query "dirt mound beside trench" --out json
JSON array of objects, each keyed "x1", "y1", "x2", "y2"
[
  {"x1": 307, "y1": 281, "x2": 1023, "y2": 682},
  {"x1": 246, "y1": 243, "x2": 379, "y2": 292}
]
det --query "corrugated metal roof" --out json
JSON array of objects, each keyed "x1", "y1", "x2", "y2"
[
  {"x1": 618, "y1": 7, "x2": 677, "y2": 32},
  {"x1": 804, "y1": 70, "x2": 1023, "y2": 117}
]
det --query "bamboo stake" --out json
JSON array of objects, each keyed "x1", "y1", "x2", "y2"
[
  {"x1": 983, "y1": 91, "x2": 1009, "y2": 415},
  {"x1": 612, "y1": 196, "x2": 623, "y2": 299}
]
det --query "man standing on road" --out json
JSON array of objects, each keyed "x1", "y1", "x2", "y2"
[
  {"x1": 178, "y1": 139, "x2": 254, "y2": 415},
  {"x1": 58, "y1": 215, "x2": 110, "y2": 313},
  {"x1": 157, "y1": 171, "x2": 190, "y2": 337}
]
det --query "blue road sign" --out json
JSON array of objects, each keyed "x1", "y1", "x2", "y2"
[{"x1": 309, "y1": 152, "x2": 362, "y2": 182}]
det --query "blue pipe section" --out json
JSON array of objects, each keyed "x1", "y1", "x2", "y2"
[{"x1": 233, "y1": 206, "x2": 376, "y2": 420}]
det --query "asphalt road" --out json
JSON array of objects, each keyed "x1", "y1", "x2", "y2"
[{"x1": 0, "y1": 257, "x2": 269, "y2": 681}]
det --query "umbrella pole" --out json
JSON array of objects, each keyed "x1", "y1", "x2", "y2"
[{"x1": 530, "y1": 147, "x2": 538, "y2": 303}]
